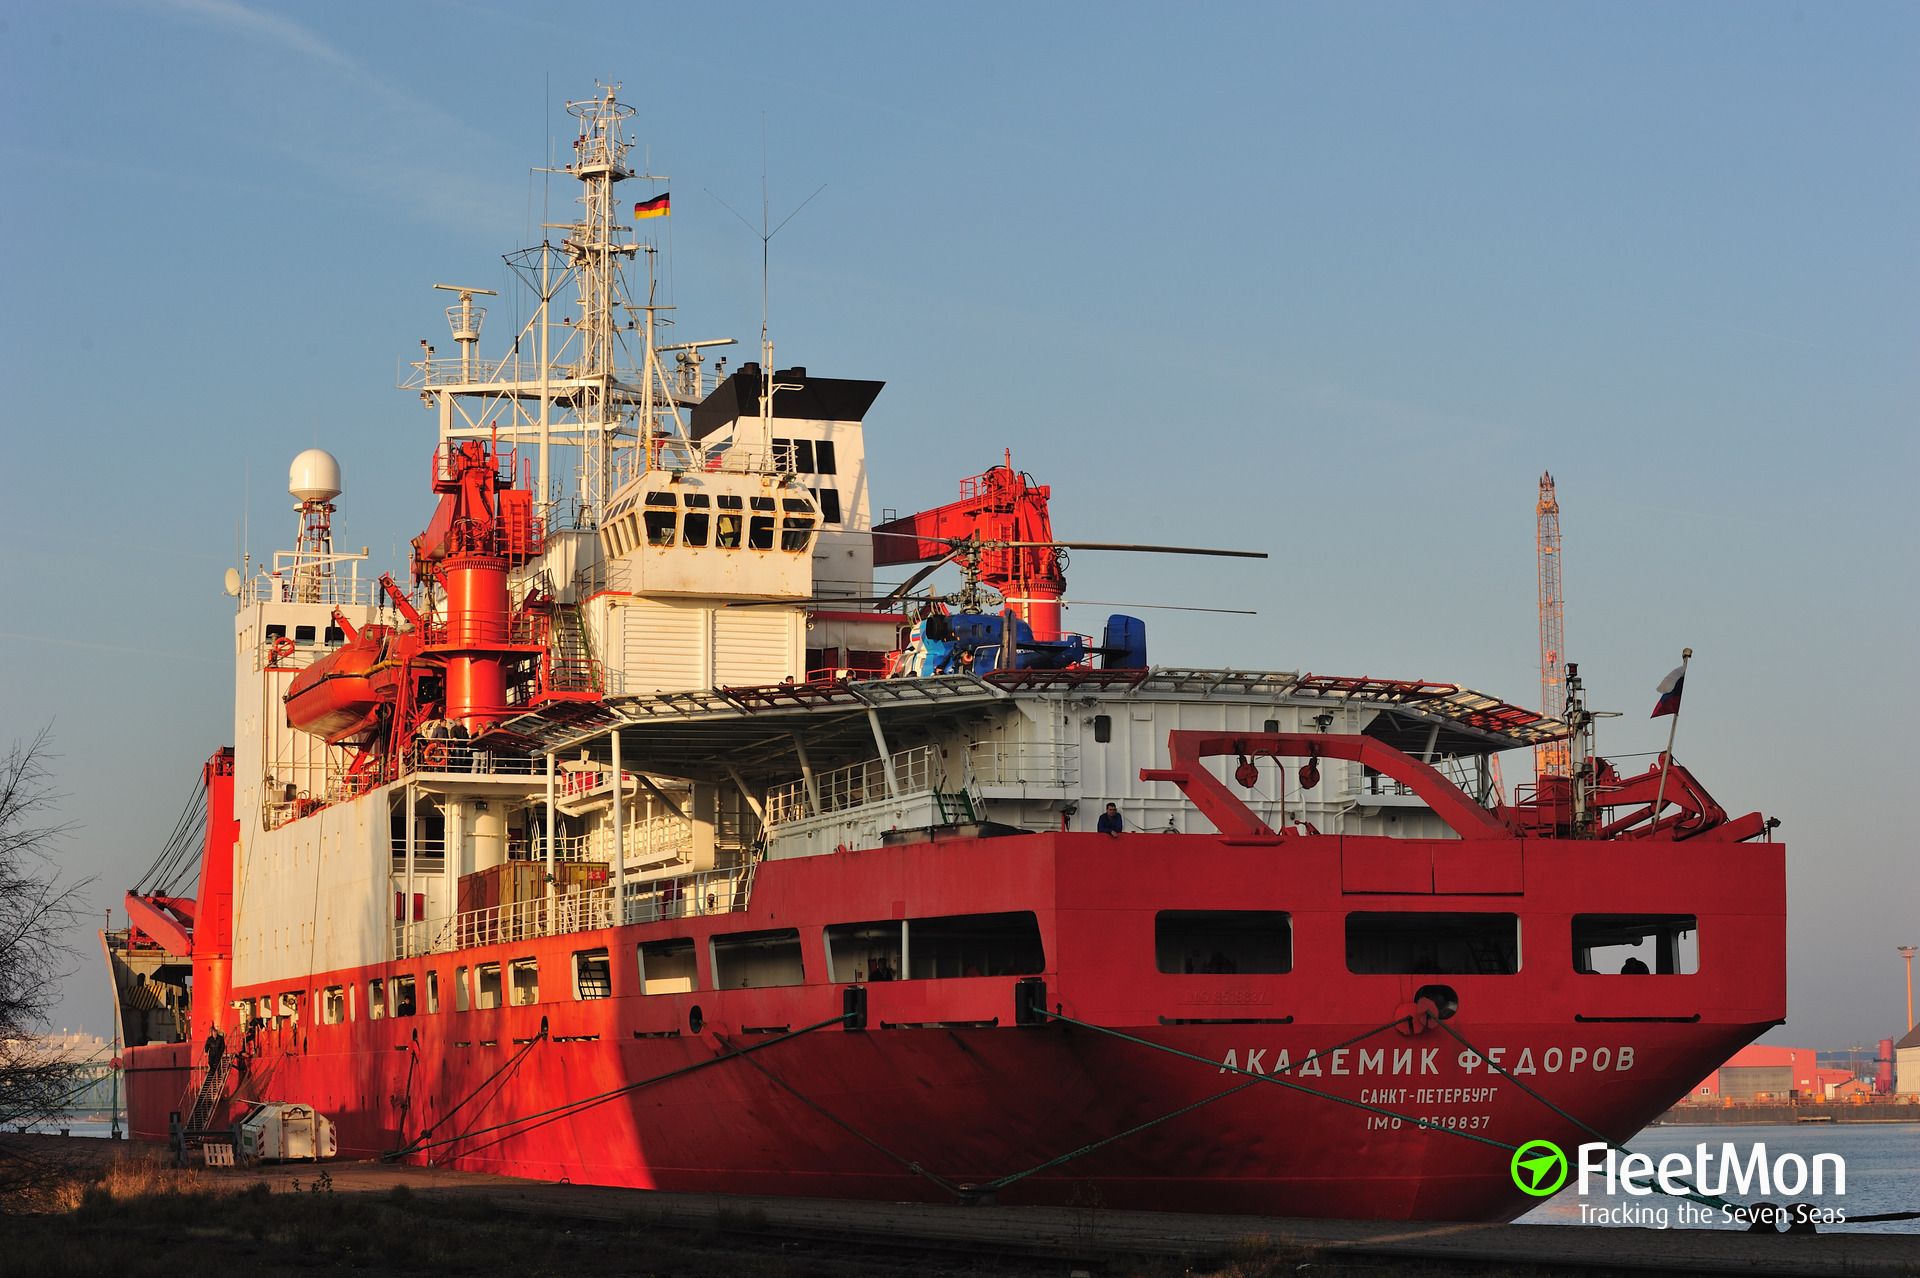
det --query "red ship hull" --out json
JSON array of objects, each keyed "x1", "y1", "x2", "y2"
[{"x1": 128, "y1": 827, "x2": 1784, "y2": 1222}]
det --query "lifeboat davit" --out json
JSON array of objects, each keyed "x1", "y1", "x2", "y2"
[{"x1": 283, "y1": 626, "x2": 395, "y2": 745}]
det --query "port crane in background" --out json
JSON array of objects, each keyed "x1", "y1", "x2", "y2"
[{"x1": 1536, "y1": 472, "x2": 1570, "y2": 780}]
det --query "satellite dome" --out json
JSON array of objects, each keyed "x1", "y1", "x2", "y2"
[{"x1": 289, "y1": 449, "x2": 343, "y2": 503}]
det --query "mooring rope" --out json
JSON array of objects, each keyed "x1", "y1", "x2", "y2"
[{"x1": 387, "y1": 1011, "x2": 851, "y2": 1162}]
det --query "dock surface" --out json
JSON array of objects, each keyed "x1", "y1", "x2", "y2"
[{"x1": 212, "y1": 1152, "x2": 1920, "y2": 1276}]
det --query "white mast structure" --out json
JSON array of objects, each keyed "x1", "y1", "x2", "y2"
[{"x1": 403, "y1": 82, "x2": 715, "y2": 532}]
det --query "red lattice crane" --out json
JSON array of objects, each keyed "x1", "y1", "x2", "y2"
[{"x1": 1535, "y1": 472, "x2": 1570, "y2": 778}]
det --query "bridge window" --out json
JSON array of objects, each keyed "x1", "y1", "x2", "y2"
[
  {"x1": 825, "y1": 921, "x2": 903, "y2": 983},
  {"x1": 509, "y1": 958, "x2": 539, "y2": 1006},
  {"x1": 717, "y1": 494, "x2": 743, "y2": 510},
  {"x1": 907, "y1": 912, "x2": 1044, "y2": 980},
  {"x1": 715, "y1": 514, "x2": 742, "y2": 548},
  {"x1": 321, "y1": 986, "x2": 345, "y2": 1025},
  {"x1": 713, "y1": 928, "x2": 805, "y2": 989},
  {"x1": 683, "y1": 512, "x2": 710, "y2": 546},
  {"x1": 1156, "y1": 911, "x2": 1292, "y2": 974},
  {"x1": 454, "y1": 964, "x2": 470, "y2": 1012},
  {"x1": 750, "y1": 496, "x2": 776, "y2": 511},
  {"x1": 748, "y1": 516, "x2": 775, "y2": 550},
  {"x1": 392, "y1": 975, "x2": 416, "y2": 1017},
  {"x1": 639, "y1": 938, "x2": 696, "y2": 994},
  {"x1": 574, "y1": 948, "x2": 612, "y2": 999},
  {"x1": 685, "y1": 492, "x2": 711, "y2": 507},
  {"x1": 1573, "y1": 914, "x2": 1698, "y2": 975},
  {"x1": 644, "y1": 491, "x2": 677, "y2": 506},
  {"x1": 474, "y1": 962, "x2": 502, "y2": 1010},
  {"x1": 814, "y1": 440, "x2": 837, "y2": 475},
  {"x1": 1346, "y1": 912, "x2": 1520, "y2": 975},
  {"x1": 295, "y1": 625, "x2": 316, "y2": 644},
  {"x1": 781, "y1": 517, "x2": 815, "y2": 552},
  {"x1": 816, "y1": 487, "x2": 842, "y2": 524},
  {"x1": 644, "y1": 510, "x2": 677, "y2": 546},
  {"x1": 782, "y1": 498, "x2": 814, "y2": 513}
]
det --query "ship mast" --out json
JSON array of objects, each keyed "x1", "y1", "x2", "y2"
[{"x1": 405, "y1": 83, "x2": 725, "y2": 541}]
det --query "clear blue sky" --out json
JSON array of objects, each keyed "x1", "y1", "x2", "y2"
[{"x1": 1, "y1": 2, "x2": 1913, "y2": 1050}]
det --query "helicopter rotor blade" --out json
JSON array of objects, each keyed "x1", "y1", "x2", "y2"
[
  {"x1": 998, "y1": 540, "x2": 1266, "y2": 558},
  {"x1": 1001, "y1": 596, "x2": 1257, "y2": 615}
]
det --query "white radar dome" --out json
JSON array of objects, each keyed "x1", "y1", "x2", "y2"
[{"x1": 289, "y1": 449, "x2": 343, "y2": 503}]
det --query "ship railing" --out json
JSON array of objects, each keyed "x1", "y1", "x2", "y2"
[
  {"x1": 524, "y1": 832, "x2": 593, "y2": 861},
  {"x1": 397, "y1": 887, "x2": 616, "y2": 958},
  {"x1": 389, "y1": 838, "x2": 450, "y2": 862},
  {"x1": 763, "y1": 744, "x2": 941, "y2": 828},
  {"x1": 621, "y1": 863, "x2": 756, "y2": 927},
  {"x1": 247, "y1": 570, "x2": 381, "y2": 608},
  {"x1": 597, "y1": 811, "x2": 695, "y2": 865},
  {"x1": 393, "y1": 865, "x2": 757, "y2": 958},
  {"x1": 402, "y1": 743, "x2": 543, "y2": 777},
  {"x1": 962, "y1": 740, "x2": 1080, "y2": 789}
]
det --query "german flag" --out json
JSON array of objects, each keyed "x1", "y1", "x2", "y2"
[{"x1": 633, "y1": 192, "x2": 670, "y2": 219}]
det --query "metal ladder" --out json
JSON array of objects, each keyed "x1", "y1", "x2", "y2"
[{"x1": 182, "y1": 1053, "x2": 232, "y2": 1136}]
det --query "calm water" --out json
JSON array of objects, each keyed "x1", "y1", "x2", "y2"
[{"x1": 1517, "y1": 1123, "x2": 1920, "y2": 1235}]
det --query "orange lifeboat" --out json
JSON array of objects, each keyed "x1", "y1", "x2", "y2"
[{"x1": 283, "y1": 623, "x2": 397, "y2": 745}]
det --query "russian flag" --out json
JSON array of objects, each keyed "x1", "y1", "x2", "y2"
[{"x1": 1650, "y1": 665, "x2": 1685, "y2": 718}]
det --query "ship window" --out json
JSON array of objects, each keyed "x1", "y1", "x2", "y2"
[
  {"x1": 712, "y1": 928, "x2": 805, "y2": 989},
  {"x1": 1093, "y1": 714, "x2": 1112, "y2": 743},
  {"x1": 782, "y1": 498, "x2": 814, "y2": 513},
  {"x1": 748, "y1": 516, "x2": 775, "y2": 550},
  {"x1": 625, "y1": 513, "x2": 642, "y2": 551},
  {"x1": 321, "y1": 986, "x2": 345, "y2": 1025},
  {"x1": 367, "y1": 978, "x2": 386, "y2": 1020},
  {"x1": 1265, "y1": 719, "x2": 1280, "y2": 734},
  {"x1": 750, "y1": 496, "x2": 776, "y2": 511},
  {"x1": 907, "y1": 912, "x2": 1045, "y2": 980},
  {"x1": 825, "y1": 921, "x2": 903, "y2": 983},
  {"x1": 639, "y1": 938, "x2": 696, "y2": 995},
  {"x1": 644, "y1": 510, "x2": 677, "y2": 546},
  {"x1": 392, "y1": 975, "x2": 416, "y2": 1017},
  {"x1": 644, "y1": 491, "x2": 677, "y2": 506},
  {"x1": 1156, "y1": 911, "x2": 1292, "y2": 974},
  {"x1": 715, "y1": 514, "x2": 743, "y2": 549},
  {"x1": 793, "y1": 439, "x2": 815, "y2": 473},
  {"x1": 772, "y1": 438, "x2": 793, "y2": 471},
  {"x1": 1573, "y1": 914, "x2": 1698, "y2": 975},
  {"x1": 816, "y1": 487, "x2": 842, "y2": 524},
  {"x1": 683, "y1": 512, "x2": 710, "y2": 546},
  {"x1": 324, "y1": 626, "x2": 345, "y2": 645},
  {"x1": 684, "y1": 493, "x2": 711, "y2": 508},
  {"x1": 815, "y1": 440, "x2": 837, "y2": 475},
  {"x1": 279, "y1": 992, "x2": 300, "y2": 1024},
  {"x1": 295, "y1": 625, "x2": 317, "y2": 644},
  {"x1": 265, "y1": 624, "x2": 286, "y2": 640},
  {"x1": 454, "y1": 965, "x2": 470, "y2": 1012},
  {"x1": 509, "y1": 958, "x2": 539, "y2": 1006},
  {"x1": 475, "y1": 962, "x2": 502, "y2": 1010},
  {"x1": 574, "y1": 948, "x2": 612, "y2": 1000},
  {"x1": 781, "y1": 518, "x2": 815, "y2": 552},
  {"x1": 1345, "y1": 912, "x2": 1520, "y2": 975},
  {"x1": 426, "y1": 971, "x2": 440, "y2": 1014},
  {"x1": 717, "y1": 494, "x2": 744, "y2": 510}
]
